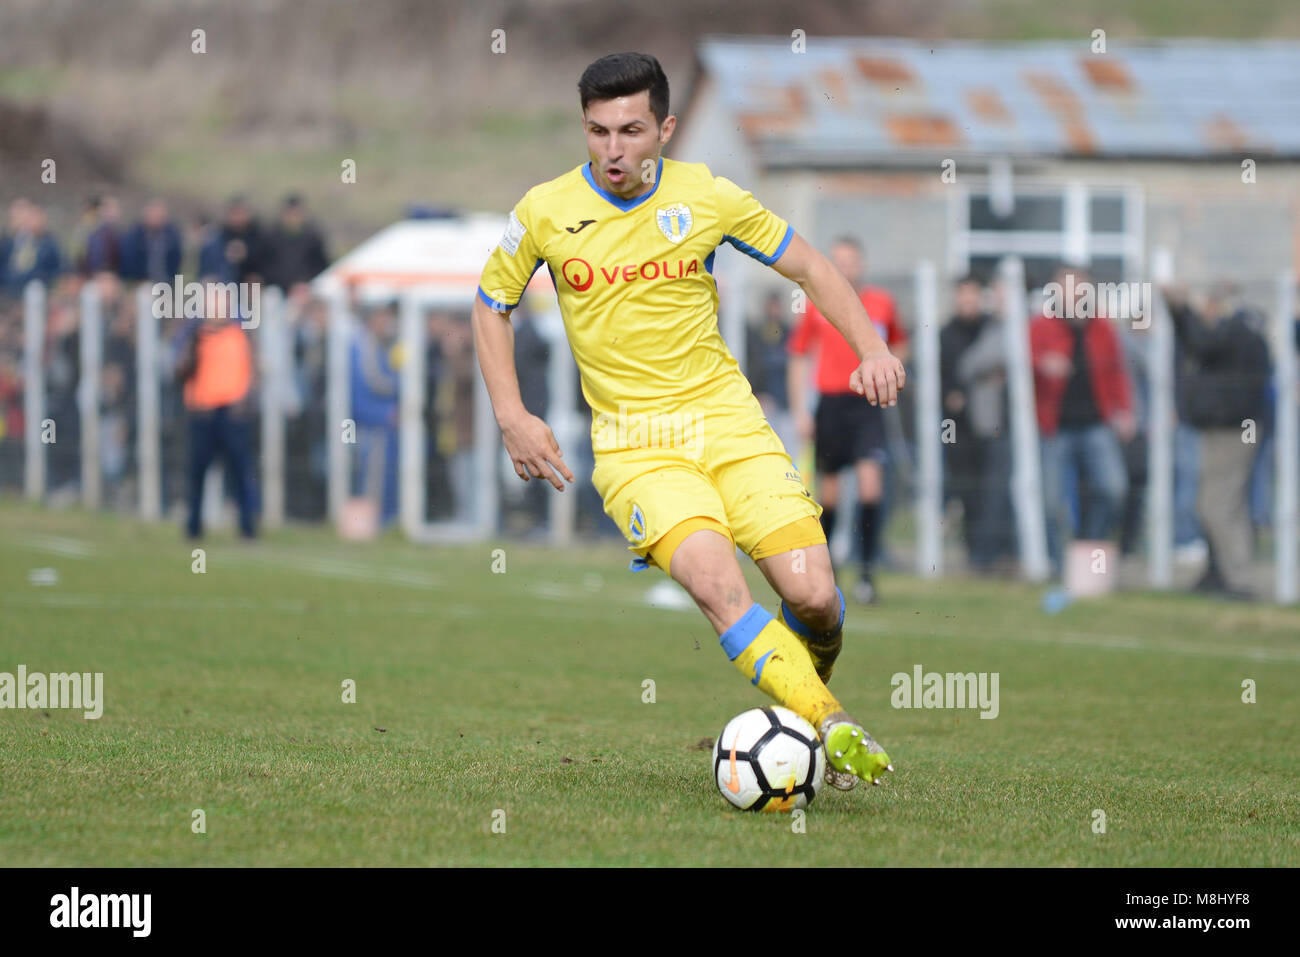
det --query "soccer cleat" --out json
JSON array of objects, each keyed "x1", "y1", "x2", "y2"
[{"x1": 819, "y1": 713, "x2": 893, "y2": 790}]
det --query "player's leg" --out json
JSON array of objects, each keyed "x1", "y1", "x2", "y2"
[
  {"x1": 813, "y1": 395, "x2": 844, "y2": 547},
  {"x1": 851, "y1": 402, "x2": 888, "y2": 603},
  {"x1": 751, "y1": 529, "x2": 843, "y2": 682},
  {"x1": 185, "y1": 409, "x2": 218, "y2": 539},
  {"x1": 714, "y1": 432, "x2": 893, "y2": 788},
  {"x1": 817, "y1": 471, "x2": 840, "y2": 541},
  {"x1": 595, "y1": 456, "x2": 851, "y2": 741},
  {"x1": 852, "y1": 456, "x2": 885, "y2": 603},
  {"x1": 749, "y1": 524, "x2": 890, "y2": 788},
  {"x1": 654, "y1": 524, "x2": 844, "y2": 736}
]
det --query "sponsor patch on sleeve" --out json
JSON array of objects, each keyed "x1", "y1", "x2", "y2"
[{"x1": 500, "y1": 209, "x2": 526, "y2": 257}]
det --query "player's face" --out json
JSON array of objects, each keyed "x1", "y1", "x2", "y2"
[{"x1": 583, "y1": 92, "x2": 674, "y2": 198}]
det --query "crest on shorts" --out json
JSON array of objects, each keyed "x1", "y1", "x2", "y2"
[
  {"x1": 656, "y1": 204, "x2": 692, "y2": 244},
  {"x1": 629, "y1": 503, "x2": 647, "y2": 544}
]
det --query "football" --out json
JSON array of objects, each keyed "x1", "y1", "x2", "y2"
[{"x1": 712, "y1": 706, "x2": 826, "y2": 812}]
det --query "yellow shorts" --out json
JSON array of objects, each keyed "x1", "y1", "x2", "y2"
[{"x1": 591, "y1": 404, "x2": 824, "y2": 575}]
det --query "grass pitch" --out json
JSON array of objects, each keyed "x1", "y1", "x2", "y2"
[{"x1": 1, "y1": 498, "x2": 1297, "y2": 866}]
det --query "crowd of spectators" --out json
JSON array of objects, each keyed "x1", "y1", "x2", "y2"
[
  {"x1": 1, "y1": 192, "x2": 1294, "y2": 594},
  {"x1": 0, "y1": 193, "x2": 485, "y2": 532}
]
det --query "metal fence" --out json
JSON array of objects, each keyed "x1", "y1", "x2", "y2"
[{"x1": 2, "y1": 257, "x2": 1297, "y2": 603}]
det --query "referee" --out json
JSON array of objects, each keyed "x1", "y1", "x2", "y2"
[{"x1": 787, "y1": 237, "x2": 908, "y2": 603}]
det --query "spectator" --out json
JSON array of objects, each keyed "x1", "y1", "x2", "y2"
[
  {"x1": 43, "y1": 289, "x2": 82, "y2": 497},
  {"x1": 74, "y1": 195, "x2": 122, "y2": 278},
  {"x1": 350, "y1": 303, "x2": 401, "y2": 526},
  {"x1": 955, "y1": 282, "x2": 1016, "y2": 572},
  {"x1": 263, "y1": 194, "x2": 329, "y2": 291},
  {"x1": 433, "y1": 316, "x2": 477, "y2": 526},
  {"x1": 1163, "y1": 284, "x2": 1271, "y2": 599},
  {"x1": 120, "y1": 198, "x2": 183, "y2": 285},
  {"x1": 787, "y1": 236, "x2": 908, "y2": 603},
  {"x1": 939, "y1": 276, "x2": 994, "y2": 568},
  {"x1": 199, "y1": 196, "x2": 265, "y2": 285},
  {"x1": 187, "y1": 213, "x2": 217, "y2": 280},
  {"x1": 1030, "y1": 266, "x2": 1135, "y2": 575},
  {"x1": 285, "y1": 289, "x2": 328, "y2": 521},
  {"x1": 1, "y1": 199, "x2": 63, "y2": 300},
  {"x1": 747, "y1": 290, "x2": 794, "y2": 454},
  {"x1": 1116, "y1": 317, "x2": 1151, "y2": 557},
  {"x1": 174, "y1": 280, "x2": 258, "y2": 539}
]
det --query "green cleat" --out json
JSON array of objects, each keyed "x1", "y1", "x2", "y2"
[{"x1": 819, "y1": 714, "x2": 893, "y2": 790}]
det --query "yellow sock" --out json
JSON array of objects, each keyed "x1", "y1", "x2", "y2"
[{"x1": 719, "y1": 604, "x2": 843, "y2": 731}]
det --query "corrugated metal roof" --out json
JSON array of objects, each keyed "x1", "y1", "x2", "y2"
[{"x1": 692, "y1": 36, "x2": 1300, "y2": 163}]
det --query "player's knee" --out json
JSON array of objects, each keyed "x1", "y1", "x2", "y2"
[{"x1": 783, "y1": 576, "x2": 840, "y2": 630}]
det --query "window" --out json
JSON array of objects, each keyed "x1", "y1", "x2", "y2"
[{"x1": 954, "y1": 182, "x2": 1143, "y2": 286}]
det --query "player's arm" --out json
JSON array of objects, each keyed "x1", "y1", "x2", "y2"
[
  {"x1": 473, "y1": 200, "x2": 575, "y2": 491},
  {"x1": 472, "y1": 296, "x2": 574, "y2": 491},
  {"x1": 771, "y1": 232, "x2": 905, "y2": 406}
]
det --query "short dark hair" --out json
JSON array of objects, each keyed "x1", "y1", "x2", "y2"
[
  {"x1": 831, "y1": 235, "x2": 863, "y2": 253},
  {"x1": 578, "y1": 53, "x2": 670, "y2": 126}
]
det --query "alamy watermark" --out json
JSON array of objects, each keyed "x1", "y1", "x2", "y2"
[
  {"x1": 49, "y1": 887, "x2": 150, "y2": 937},
  {"x1": 593, "y1": 403, "x2": 700, "y2": 453},
  {"x1": 1044, "y1": 273, "x2": 1153, "y2": 328},
  {"x1": 891, "y1": 664, "x2": 999, "y2": 719},
  {"x1": 151, "y1": 275, "x2": 261, "y2": 328},
  {"x1": 0, "y1": 665, "x2": 103, "y2": 719}
]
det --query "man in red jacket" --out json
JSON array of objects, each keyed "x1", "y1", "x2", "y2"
[{"x1": 1030, "y1": 266, "x2": 1136, "y2": 575}]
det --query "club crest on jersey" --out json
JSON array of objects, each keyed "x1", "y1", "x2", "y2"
[
  {"x1": 656, "y1": 203, "x2": 693, "y2": 244},
  {"x1": 629, "y1": 503, "x2": 647, "y2": 544}
]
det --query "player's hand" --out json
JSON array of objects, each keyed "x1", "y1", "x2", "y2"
[
  {"x1": 499, "y1": 411, "x2": 575, "y2": 491},
  {"x1": 851, "y1": 349, "x2": 905, "y2": 407}
]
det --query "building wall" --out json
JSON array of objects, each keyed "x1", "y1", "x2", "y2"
[{"x1": 1032, "y1": 158, "x2": 1300, "y2": 282}]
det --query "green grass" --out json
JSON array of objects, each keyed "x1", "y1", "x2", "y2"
[{"x1": 1, "y1": 498, "x2": 1297, "y2": 866}]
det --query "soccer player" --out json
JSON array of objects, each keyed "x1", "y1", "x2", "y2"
[
  {"x1": 787, "y1": 238, "x2": 909, "y2": 604},
  {"x1": 472, "y1": 53, "x2": 904, "y2": 790}
]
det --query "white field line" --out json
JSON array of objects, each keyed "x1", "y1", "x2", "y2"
[
  {"x1": 216, "y1": 549, "x2": 437, "y2": 589},
  {"x1": 6, "y1": 534, "x2": 96, "y2": 558}
]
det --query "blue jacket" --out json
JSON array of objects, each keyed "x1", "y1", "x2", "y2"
[
  {"x1": 120, "y1": 222, "x2": 183, "y2": 283},
  {"x1": 0, "y1": 232, "x2": 62, "y2": 297},
  {"x1": 350, "y1": 333, "x2": 399, "y2": 427}
]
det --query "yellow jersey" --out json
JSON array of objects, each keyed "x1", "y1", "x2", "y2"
[{"x1": 477, "y1": 156, "x2": 794, "y2": 424}]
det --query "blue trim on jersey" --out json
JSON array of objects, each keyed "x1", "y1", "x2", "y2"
[
  {"x1": 582, "y1": 157, "x2": 664, "y2": 212},
  {"x1": 719, "y1": 602, "x2": 772, "y2": 661},
  {"x1": 629, "y1": 556, "x2": 651, "y2": 572},
  {"x1": 704, "y1": 250, "x2": 716, "y2": 275},
  {"x1": 476, "y1": 286, "x2": 517, "y2": 311},
  {"x1": 477, "y1": 257, "x2": 544, "y2": 312},
  {"x1": 770, "y1": 223, "x2": 795, "y2": 262},
  {"x1": 721, "y1": 223, "x2": 795, "y2": 267}
]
